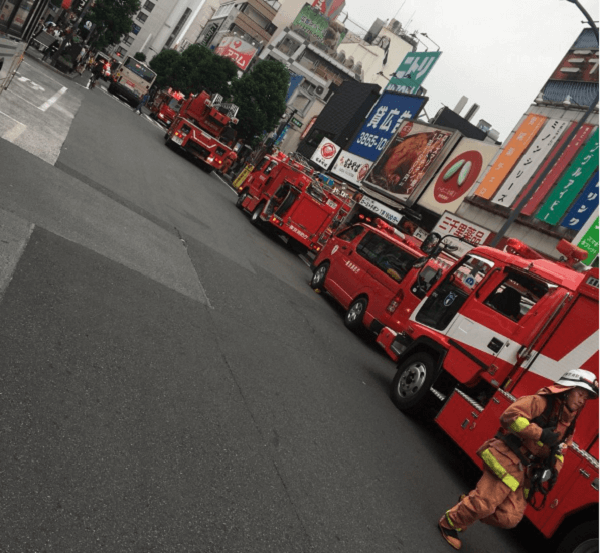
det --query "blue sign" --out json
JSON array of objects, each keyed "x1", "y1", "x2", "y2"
[
  {"x1": 347, "y1": 92, "x2": 427, "y2": 162},
  {"x1": 132, "y1": 24, "x2": 141, "y2": 35},
  {"x1": 286, "y1": 74, "x2": 304, "y2": 103},
  {"x1": 560, "y1": 171, "x2": 599, "y2": 231}
]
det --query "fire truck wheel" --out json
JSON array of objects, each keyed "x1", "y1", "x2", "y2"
[
  {"x1": 391, "y1": 352, "x2": 436, "y2": 415},
  {"x1": 555, "y1": 521, "x2": 598, "y2": 553},
  {"x1": 310, "y1": 262, "x2": 329, "y2": 291},
  {"x1": 250, "y1": 203, "x2": 265, "y2": 227},
  {"x1": 344, "y1": 297, "x2": 367, "y2": 331},
  {"x1": 236, "y1": 191, "x2": 248, "y2": 210}
]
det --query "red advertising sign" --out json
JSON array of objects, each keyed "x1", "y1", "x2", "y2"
[
  {"x1": 214, "y1": 37, "x2": 258, "y2": 72},
  {"x1": 311, "y1": 0, "x2": 346, "y2": 20},
  {"x1": 521, "y1": 124, "x2": 595, "y2": 216},
  {"x1": 550, "y1": 50, "x2": 600, "y2": 83},
  {"x1": 61, "y1": 0, "x2": 72, "y2": 9}
]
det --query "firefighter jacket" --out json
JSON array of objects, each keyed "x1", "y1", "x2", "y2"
[{"x1": 476, "y1": 389, "x2": 577, "y2": 492}]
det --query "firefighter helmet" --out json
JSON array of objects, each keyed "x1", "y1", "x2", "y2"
[{"x1": 555, "y1": 369, "x2": 599, "y2": 399}]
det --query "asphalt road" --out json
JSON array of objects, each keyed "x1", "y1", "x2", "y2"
[{"x1": 0, "y1": 54, "x2": 539, "y2": 553}]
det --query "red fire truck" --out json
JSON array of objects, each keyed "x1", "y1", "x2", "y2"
[
  {"x1": 150, "y1": 88, "x2": 185, "y2": 127},
  {"x1": 165, "y1": 91, "x2": 238, "y2": 173},
  {"x1": 236, "y1": 153, "x2": 354, "y2": 253},
  {"x1": 377, "y1": 236, "x2": 598, "y2": 551},
  {"x1": 310, "y1": 217, "x2": 451, "y2": 332}
]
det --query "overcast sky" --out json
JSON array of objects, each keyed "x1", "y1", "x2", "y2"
[{"x1": 341, "y1": 0, "x2": 599, "y2": 142}]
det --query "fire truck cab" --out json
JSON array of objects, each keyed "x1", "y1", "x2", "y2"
[
  {"x1": 378, "y1": 236, "x2": 598, "y2": 550},
  {"x1": 237, "y1": 154, "x2": 353, "y2": 253},
  {"x1": 310, "y1": 218, "x2": 449, "y2": 333},
  {"x1": 165, "y1": 91, "x2": 238, "y2": 173},
  {"x1": 150, "y1": 88, "x2": 184, "y2": 127}
]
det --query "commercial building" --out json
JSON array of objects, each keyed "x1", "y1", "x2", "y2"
[{"x1": 0, "y1": 0, "x2": 50, "y2": 40}]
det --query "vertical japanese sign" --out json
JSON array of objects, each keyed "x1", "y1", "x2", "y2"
[
  {"x1": 535, "y1": 128, "x2": 599, "y2": 225},
  {"x1": 418, "y1": 138, "x2": 499, "y2": 215},
  {"x1": 386, "y1": 52, "x2": 442, "y2": 95},
  {"x1": 311, "y1": 137, "x2": 340, "y2": 169},
  {"x1": 491, "y1": 119, "x2": 569, "y2": 207},
  {"x1": 346, "y1": 93, "x2": 427, "y2": 162},
  {"x1": 474, "y1": 114, "x2": 547, "y2": 199},
  {"x1": 576, "y1": 216, "x2": 599, "y2": 266},
  {"x1": 430, "y1": 212, "x2": 492, "y2": 258},
  {"x1": 522, "y1": 124, "x2": 595, "y2": 216},
  {"x1": 560, "y1": 171, "x2": 599, "y2": 230},
  {"x1": 362, "y1": 120, "x2": 459, "y2": 202}
]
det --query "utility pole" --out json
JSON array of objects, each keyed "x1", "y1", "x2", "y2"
[{"x1": 489, "y1": 1, "x2": 598, "y2": 247}]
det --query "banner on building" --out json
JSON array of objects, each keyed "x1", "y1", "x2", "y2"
[
  {"x1": 330, "y1": 150, "x2": 372, "y2": 186},
  {"x1": 491, "y1": 118, "x2": 570, "y2": 207},
  {"x1": 418, "y1": 138, "x2": 499, "y2": 215},
  {"x1": 430, "y1": 212, "x2": 492, "y2": 259},
  {"x1": 386, "y1": 51, "x2": 442, "y2": 95},
  {"x1": 347, "y1": 92, "x2": 427, "y2": 162},
  {"x1": 311, "y1": 137, "x2": 340, "y2": 169},
  {"x1": 561, "y1": 171, "x2": 599, "y2": 230},
  {"x1": 286, "y1": 74, "x2": 304, "y2": 102},
  {"x1": 536, "y1": 128, "x2": 599, "y2": 225},
  {"x1": 522, "y1": 124, "x2": 595, "y2": 216},
  {"x1": 291, "y1": 4, "x2": 347, "y2": 55},
  {"x1": 214, "y1": 36, "x2": 258, "y2": 71},
  {"x1": 474, "y1": 114, "x2": 548, "y2": 199},
  {"x1": 362, "y1": 120, "x2": 459, "y2": 203},
  {"x1": 576, "y1": 216, "x2": 599, "y2": 266}
]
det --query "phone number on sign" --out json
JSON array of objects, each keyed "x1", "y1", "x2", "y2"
[{"x1": 355, "y1": 132, "x2": 389, "y2": 151}]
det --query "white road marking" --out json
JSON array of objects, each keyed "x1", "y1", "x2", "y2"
[
  {"x1": 3, "y1": 121, "x2": 26, "y2": 141},
  {"x1": 39, "y1": 86, "x2": 67, "y2": 111},
  {"x1": 20, "y1": 62, "x2": 65, "y2": 86},
  {"x1": 6, "y1": 88, "x2": 43, "y2": 111},
  {"x1": 215, "y1": 173, "x2": 237, "y2": 194},
  {"x1": 0, "y1": 109, "x2": 23, "y2": 124}
]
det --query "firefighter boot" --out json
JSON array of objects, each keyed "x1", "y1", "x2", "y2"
[{"x1": 438, "y1": 513, "x2": 462, "y2": 550}]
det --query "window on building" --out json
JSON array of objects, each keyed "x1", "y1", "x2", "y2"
[
  {"x1": 143, "y1": 1, "x2": 155, "y2": 11},
  {"x1": 277, "y1": 36, "x2": 300, "y2": 56},
  {"x1": 123, "y1": 35, "x2": 134, "y2": 46},
  {"x1": 136, "y1": 12, "x2": 148, "y2": 23},
  {"x1": 165, "y1": 7, "x2": 191, "y2": 48},
  {"x1": 115, "y1": 46, "x2": 128, "y2": 58}
]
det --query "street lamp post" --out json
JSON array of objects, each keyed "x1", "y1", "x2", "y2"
[
  {"x1": 420, "y1": 32, "x2": 440, "y2": 51},
  {"x1": 489, "y1": 1, "x2": 598, "y2": 247}
]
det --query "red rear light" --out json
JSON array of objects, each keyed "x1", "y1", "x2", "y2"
[{"x1": 386, "y1": 290, "x2": 405, "y2": 314}]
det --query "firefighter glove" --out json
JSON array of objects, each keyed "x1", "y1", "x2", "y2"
[{"x1": 540, "y1": 428, "x2": 561, "y2": 447}]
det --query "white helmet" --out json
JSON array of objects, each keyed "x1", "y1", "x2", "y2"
[{"x1": 556, "y1": 369, "x2": 599, "y2": 399}]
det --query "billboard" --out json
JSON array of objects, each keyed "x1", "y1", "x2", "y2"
[
  {"x1": 521, "y1": 124, "x2": 595, "y2": 216},
  {"x1": 431, "y1": 212, "x2": 492, "y2": 259},
  {"x1": 362, "y1": 120, "x2": 459, "y2": 203},
  {"x1": 330, "y1": 150, "x2": 372, "y2": 186},
  {"x1": 418, "y1": 138, "x2": 499, "y2": 215},
  {"x1": 561, "y1": 171, "x2": 599, "y2": 231},
  {"x1": 576, "y1": 216, "x2": 599, "y2": 266},
  {"x1": 536, "y1": 128, "x2": 599, "y2": 225},
  {"x1": 291, "y1": 4, "x2": 347, "y2": 55},
  {"x1": 311, "y1": 137, "x2": 340, "y2": 169},
  {"x1": 386, "y1": 52, "x2": 442, "y2": 95},
  {"x1": 311, "y1": 0, "x2": 345, "y2": 20},
  {"x1": 214, "y1": 36, "x2": 258, "y2": 71},
  {"x1": 474, "y1": 114, "x2": 547, "y2": 199},
  {"x1": 346, "y1": 92, "x2": 427, "y2": 162},
  {"x1": 491, "y1": 118, "x2": 570, "y2": 207}
]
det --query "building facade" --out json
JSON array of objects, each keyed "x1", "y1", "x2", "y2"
[{"x1": 0, "y1": 0, "x2": 49, "y2": 40}]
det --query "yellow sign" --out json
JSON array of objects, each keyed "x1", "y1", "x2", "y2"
[{"x1": 233, "y1": 164, "x2": 254, "y2": 189}]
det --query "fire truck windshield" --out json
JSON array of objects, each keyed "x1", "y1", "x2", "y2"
[
  {"x1": 168, "y1": 98, "x2": 182, "y2": 109},
  {"x1": 416, "y1": 255, "x2": 494, "y2": 330}
]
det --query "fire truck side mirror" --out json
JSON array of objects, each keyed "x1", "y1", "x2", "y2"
[
  {"x1": 421, "y1": 233, "x2": 441, "y2": 255},
  {"x1": 412, "y1": 257, "x2": 429, "y2": 269}
]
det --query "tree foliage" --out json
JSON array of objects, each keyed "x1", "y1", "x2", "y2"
[
  {"x1": 134, "y1": 52, "x2": 146, "y2": 62},
  {"x1": 231, "y1": 60, "x2": 289, "y2": 142},
  {"x1": 88, "y1": 0, "x2": 140, "y2": 50}
]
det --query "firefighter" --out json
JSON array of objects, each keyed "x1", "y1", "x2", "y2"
[{"x1": 438, "y1": 368, "x2": 598, "y2": 550}]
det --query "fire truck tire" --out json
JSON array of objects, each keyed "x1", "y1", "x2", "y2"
[
  {"x1": 391, "y1": 352, "x2": 436, "y2": 415},
  {"x1": 555, "y1": 521, "x2": 598, "y2": 553},
  {"x1": 344, "y1": 297, "x2": 367, "y2": 331},
  {"x1": 250, "y1": 202, "x2": 265, "y2": 226},
  {"x1": 310, "y1": 262, "x2": 329, "y2": 291},
  {"x1": 236, "y1": 191, "x2": 248, "y2": 210}
]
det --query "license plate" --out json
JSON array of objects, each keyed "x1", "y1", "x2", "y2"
[{"x1": 172, "y1": 136, "x2": 183, "y2": 146}]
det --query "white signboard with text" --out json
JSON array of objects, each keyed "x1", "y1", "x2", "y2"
[
  {"x1": 431, "y1": 211, "x2": 491, "y2": 258},
  {"x1": 311, "y1": 138, "x2": 340, "y2": 170},
  {"x1": 330, "y1": 150, "x2": 372, "y2": 186},
  {"x1": 358, "y1": 195, "x2": 403, "y2": 225}
]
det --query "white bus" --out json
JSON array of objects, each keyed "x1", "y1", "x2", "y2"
[{"x1": 108, "y1": 55, "x2": 157, "y2": 106}]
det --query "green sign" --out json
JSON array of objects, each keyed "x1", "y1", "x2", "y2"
[
  {"x1": 291, "y1": 4, "x2": 346, "y2": 51},
  {"x1": 386, "y1": 51, "x2": 442, "y2": 94},
  {"x1": 536, "y1": 128, "x2": 599, "y2": 225},
  {"x1": 577, "y1": 216, "x2": 599, "y2": 266},
  {"x1": 291, "y1": 117, "x2": 302, "y2": 128}
]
